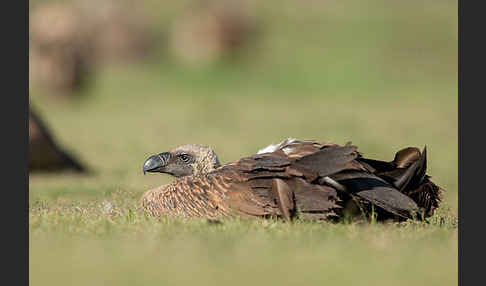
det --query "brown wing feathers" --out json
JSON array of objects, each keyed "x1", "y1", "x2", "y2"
[
  {"x1": 328, "y1": 170, "x2": 419, "y2": 219},
  {"x1": 291, "y1": 143, "x2": 359, "y2": 178},
  {"x1": 235, "y1": 145, "x2": 354, "y2": 219}
]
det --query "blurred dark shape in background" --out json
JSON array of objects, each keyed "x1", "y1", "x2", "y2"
[
  {"x1": 29, "y1": 2, "x2": 93, "y2": 97},
  {"x1": 29, "y1": 0, "x2": 158, "y2": 98},
  {"x1": 75, "y1": 0, "x2": 157, "y2": 66},
  {"x1": 29, "y1": 106, "x2": 87, "y2": 173},
  {"x1": 168, "y1": 1, "x2": 257, "y2": 67}
]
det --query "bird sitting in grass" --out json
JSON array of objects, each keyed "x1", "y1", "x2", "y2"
[{"x1": 141, "y1": 138, "x2": 443, "y2": 222}]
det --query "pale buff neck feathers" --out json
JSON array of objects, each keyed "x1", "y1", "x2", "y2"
[{"x1": 171, "y1": 144, "x2": 221, "y2": 175}]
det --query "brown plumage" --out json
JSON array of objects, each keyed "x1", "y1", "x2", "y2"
[
  {"x1": 29, "y1": 107, "x2": 86, "y2": 172},
  {"x1": 141, "y1": 139, "x2": 443, "y2": 221}
]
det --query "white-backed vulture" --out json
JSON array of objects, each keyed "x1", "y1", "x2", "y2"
[{"x1": 141, "y1": 139, "x2": 443, "y2": 221}]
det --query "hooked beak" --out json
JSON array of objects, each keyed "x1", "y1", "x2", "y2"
[{"x1": 143, "y1": 152, "x2": 171, "y2": 174}]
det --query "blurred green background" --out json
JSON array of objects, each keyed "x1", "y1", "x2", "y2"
[{"x1": 29, "y1": 0, "x2": 458, "y2": 285}]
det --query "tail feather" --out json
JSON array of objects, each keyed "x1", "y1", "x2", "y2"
[
  {"x1": 379, "y1": 146, "x2": 427, "y2": 191},
  {"x1": 393, "y1": 147, "x2": 422, "y2": 168},
  {"x1": 405, "y1": 178, "x2": 443, "y2": 217}
]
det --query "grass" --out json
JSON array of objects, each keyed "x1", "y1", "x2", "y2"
[
  {"x1": 29, "y1": 0, "x2": 457, "y2": 285},
  {"x1": 30, "y1": 210, "x2": 457, "y2": 286}
]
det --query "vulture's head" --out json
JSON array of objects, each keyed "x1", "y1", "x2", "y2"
[{"x1": 142, "y1": 144, "x2": 221, "y2": 177}]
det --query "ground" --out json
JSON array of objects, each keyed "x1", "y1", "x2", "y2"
[{"x1": 29, "y1": 1, "x2": 457, "y2": 285}]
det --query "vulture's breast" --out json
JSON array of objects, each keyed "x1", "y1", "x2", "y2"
[{"x1": 141, "y1": 172, "x2": 236, "y2": 218}]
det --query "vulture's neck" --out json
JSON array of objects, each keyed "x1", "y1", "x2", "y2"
[{"x1": 193, "y1": 152, "x2": 221, "y2": 175}]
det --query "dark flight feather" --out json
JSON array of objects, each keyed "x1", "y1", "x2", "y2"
[{"x1": 328, "y1": 171, "x2": 419, "y2": 218}]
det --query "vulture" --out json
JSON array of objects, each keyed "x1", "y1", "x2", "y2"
[
  {"x1": 141, "y1": 138, "x2": 443, "y2": 222},
  {"x1": 29, "y1": 107, "x2": 86, "y2": 172}
]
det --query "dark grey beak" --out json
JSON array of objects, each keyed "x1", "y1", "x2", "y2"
[{"x1": 143, "y1": 152, "x2": 171, "y2": 174}]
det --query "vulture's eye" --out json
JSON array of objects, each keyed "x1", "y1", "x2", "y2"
[{"x1": 178, "y1": 153, "x2": 191, "y2": 163}]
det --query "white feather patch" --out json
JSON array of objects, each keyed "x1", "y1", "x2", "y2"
[
  {"x1": 257, "y1": 137, "x2": 297, "y2": 154},
  {"x1": 282, "y1": 146, "x2": 294, "y2": 155}
]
